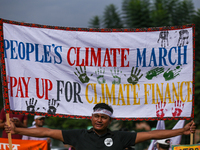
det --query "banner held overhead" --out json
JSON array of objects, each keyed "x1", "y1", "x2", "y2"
[{"x1": 0, "y1": 19, "x2": 195, "y2": 120}]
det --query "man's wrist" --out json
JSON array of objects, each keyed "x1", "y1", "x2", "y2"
[
  {"x1": 14, "y1": 127, "x2": 20, "y2": 134},
  {"x1": 181, "y1": 127, "x2": 186, "y2": 135}
]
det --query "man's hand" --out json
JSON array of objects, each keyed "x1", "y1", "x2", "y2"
[
  {"x1": 4, "y1": 119, "x2": 17, "y2": 135},
  {"x1": 135, "y1": 120, "x2": 196, "y2": 144},
  {"x1": 183, "y1": 121, "x2": 196, "y2": 135}
]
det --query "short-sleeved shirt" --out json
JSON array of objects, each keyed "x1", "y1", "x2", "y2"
[
  {"x1": 0, "y1": 108, "x2": 28, "y2": 139},
  {"x1": 62, "y1": 128, "x2": 137, "y2": 150}
]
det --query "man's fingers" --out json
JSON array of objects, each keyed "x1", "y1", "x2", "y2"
[
  {"x1": 186, "y1": 120, "x2": 193, "y2": 127},
  {"x1": 4, "y1": 124, "x2": 10, "y2": 133},
  {"x1": 190, "y1": 120, "x2": 196, "y2": 133},
  {"x1": 190, "y1": 120, "x2": 195, "y2": 127},
  {"x1": 192, "y1": 120, "x2": 195, "y2": 125}
]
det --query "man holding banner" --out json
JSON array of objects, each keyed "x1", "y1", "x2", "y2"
[
  {"x1": 4, "y1": 103, "x2": 195, "y2": 150},
  {"x1": 0, "y1": 20, "x2": 196, "y2": 150},
  {"x1": 0, "y1": 108, "x2": 28, "y2": 139}
]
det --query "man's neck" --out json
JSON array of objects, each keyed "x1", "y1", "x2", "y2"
[{"x1": 93, "y1": 128, "x2": 108, "y2": 136}]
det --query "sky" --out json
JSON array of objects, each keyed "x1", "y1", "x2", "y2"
[{"x1": 0, "y1": 0, "x2": 200, "y2": 28}]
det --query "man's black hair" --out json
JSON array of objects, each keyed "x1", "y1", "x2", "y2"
[{"x1": 93, "y1": 103, "x2": 113, "y2": 113}]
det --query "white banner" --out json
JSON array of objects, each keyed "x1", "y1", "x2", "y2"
[{"x1": 2, "y1": 22, "x2": 194, "y2": 119}]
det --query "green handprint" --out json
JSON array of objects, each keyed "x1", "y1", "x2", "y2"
[
  {"x1": 127, "y1": 67, "x2": 143, "y2": 85},
  {"x1": 74, "y1": 66, "x2": 90, "y2": 83},
  {"x1": 163, "y1": 66, "x2": 182, "y2": 81},
  {"x1": 110, "y1": 67, "x2": 121, "y2": 85},
  {"x1": 146, "y1": 67, "x2": 164, "y2": 80},
  {"x1": 95, "y1": 67, "x2": 106, "y2": 84}
]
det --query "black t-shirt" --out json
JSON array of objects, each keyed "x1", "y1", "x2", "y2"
[{"x1": 62, "y1": 128, "x2": 137, "y2": 150}]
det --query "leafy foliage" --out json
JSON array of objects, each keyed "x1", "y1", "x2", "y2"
[
  {"x1": 122, "y1": 0, "x2": 152, "y2": 28},
  {"x1": 88, "y1": 16, "x2": 101, "y2": 28},
  {"x1": 151, "y1": 0, "x2": 171, "y2": 27},
  {"x1": 103, "y1": 4, "x2": 123, "y2": 28},
  {"x1": 45, "y1": 117, "x2": 92, "y2": 129},
  {"x1": 89, "y1": 4, "x2": 123, "y2": 28}
]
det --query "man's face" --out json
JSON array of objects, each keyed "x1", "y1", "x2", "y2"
[
  {"x1": 91, "y1": 113, "x2": 112, "y2": 133},
  {"x1": 35, "y1": 118, "x2": 45, "y2": 127}
]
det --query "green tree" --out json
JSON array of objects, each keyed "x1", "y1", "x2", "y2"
[
  {"x1": 122, "y1": 0, "x2": 152, "y2": 28},
  {"x1": 150, "y1": 0, "x2": 195, "y2": 27},
  {"x1": 170, "y1": 0, "x2": 194, "y2": 26},
  {"x1": 151, "y1": 0, "x2": 171, "y2": 27},
  {"x1": 167, "y1": 0, "x2": 181, "y2": 25},
  {"x1": 103, "y1": 4, "x2": 123, "y2": 28},
  {"x1": 88, "y1": 15, "x2": 101, "y2": 28}
]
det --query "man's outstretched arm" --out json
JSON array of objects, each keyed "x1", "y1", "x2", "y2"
[
  {"x1": 135, "y1": 121, "x2": 195, "y2": 144},
  {"x1": 5, "y1": 119, "x2": 64, "y2": 142}
]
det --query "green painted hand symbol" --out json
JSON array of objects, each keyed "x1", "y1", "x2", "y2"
[
  {"x1": 95, "y1": 67, "x2": 106, "y2": 84},
  {"x1": 110, "y1": 67, "x2": 121, "y2": 85},
  {"x1": 146, "y1": 67, "x2": 164, "y2": 80},
  {"x1": 74, "y1": 66, "x2": 90, "y2": 83},
  {"x1": 127, "y1": 67, "x2": 143, "y2": 85},
  {"x1": 163, "y1": 66, "x2": 182, "y2": 81}
]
